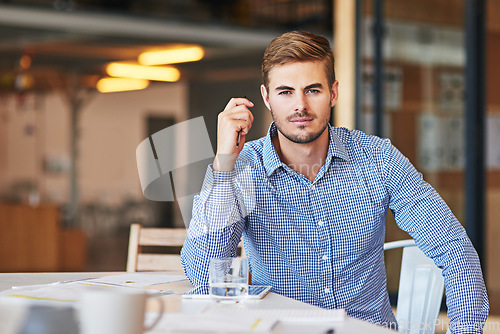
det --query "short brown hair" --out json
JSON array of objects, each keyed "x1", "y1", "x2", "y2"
[{"x1": 262, "y1": 30, "x2": 335, "y2": 91}]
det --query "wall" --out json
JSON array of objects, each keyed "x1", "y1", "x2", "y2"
[
  {"x1": 0, "y1": 82, "x2": 188, "y2": 217},
  {"x1": 79, "y1": 83, "x2": 188, "y2": 205}
]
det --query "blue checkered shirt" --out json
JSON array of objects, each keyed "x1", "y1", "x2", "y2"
[{"x1": 181, "y1": 123, "x2": 489, "y2": 332}]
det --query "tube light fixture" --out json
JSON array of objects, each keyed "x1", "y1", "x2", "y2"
[
  {"x1": 105, "y1": 63, "x2": 181, "y2": 82},
  {"x1": 96, "y1": 78, "x2": 149, "y2": 93},
  {"x1": 138, "y1": 45, "x2": 204, "y2": 65}
]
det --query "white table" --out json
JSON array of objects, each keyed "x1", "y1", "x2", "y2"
[{"x1": 0, "y1": 272, "x2": 396, "y2": 334}]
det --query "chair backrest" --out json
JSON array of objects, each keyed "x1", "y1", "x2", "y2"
[
  {"x1": 126, "y1": 223, "x2": 187, "y2": 272},
  {"x1": 384, "y1": 239, "x2": 445, "y2": 334}
]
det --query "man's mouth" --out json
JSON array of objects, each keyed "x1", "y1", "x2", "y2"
[{"x1": 290, "y1": 117, "x2": 313, "y2": 125}]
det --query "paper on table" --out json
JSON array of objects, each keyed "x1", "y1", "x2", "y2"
[
  {"x1": 1, "y1": 281, "x2": 175, "y2": 304},
  {"x1": 0, "y1": 273, "x2": 184, "y2": 304},
  {"x1": 1, "y1": 282, "x2": 84, "y2": 303},
  {"x1": 202, "y1": 306, "x2": 345, "y2": 323},
  {"x1": 145, "y1": 312, "x2": 277, "y2": 333},
  {"x1": 85, "y1": 273, "x2": 186, "y2": 288}
]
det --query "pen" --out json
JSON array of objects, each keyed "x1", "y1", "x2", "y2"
[
  {"x1": 237, "y1": 95, "x2": 247, "y2": 147},
  {"x1": 236, "y1": 131, "x2": 241, "y2": 147}
]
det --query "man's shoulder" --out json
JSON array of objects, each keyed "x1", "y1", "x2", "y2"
[
  {"x1": 235, "y1": 136, "x2": 267, "y2": 168},
  {"x1": 331, "y1": 127, "x2": 393, "y2": 162},
  {"x1": 241, "y1": 136, "x2": 266, "y2": 155},
  {"x1": 333, "y1": 127, "x2": 391, "y2": 150}
]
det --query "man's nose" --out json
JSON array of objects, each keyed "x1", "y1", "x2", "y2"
[{"x1": 294, "y1": 94, "x2": 307, "y2": 111}]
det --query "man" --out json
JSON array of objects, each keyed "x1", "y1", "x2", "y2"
[{"x1": 181, "y1": 30, "x2": 489, "y2": 332}]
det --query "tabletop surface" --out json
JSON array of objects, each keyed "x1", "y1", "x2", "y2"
[{"x1": 0, "y1": 272, "x2": 397, "y2": 334}]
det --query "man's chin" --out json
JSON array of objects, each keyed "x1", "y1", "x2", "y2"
[{"x1": 280, "y1": 130, "x2": 323, "y2": 144}]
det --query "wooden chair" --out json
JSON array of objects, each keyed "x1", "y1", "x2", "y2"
[{"x1": 126, "y1": 223, "x2": 187, "y2": 272}]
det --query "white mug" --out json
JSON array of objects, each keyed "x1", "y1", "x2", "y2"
[{"x1": 79, "y1": 288, "x2": 163, "y2": 334}]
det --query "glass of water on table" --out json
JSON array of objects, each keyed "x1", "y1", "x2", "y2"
[{"x1": 209, "y1": 257, "x2": 249, "y2": 303}]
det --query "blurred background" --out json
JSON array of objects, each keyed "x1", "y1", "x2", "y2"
[{"x1": 0, "y1": 0, "x2": 498, "y2": 316}]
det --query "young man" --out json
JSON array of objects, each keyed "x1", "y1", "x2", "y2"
[{"x1": 181, "y1": 31, "x2": 489, "y2": 332}]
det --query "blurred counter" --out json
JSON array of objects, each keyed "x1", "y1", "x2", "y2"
[{"x1": 0, "y1": 203, "x2": 87, "y2": 272}]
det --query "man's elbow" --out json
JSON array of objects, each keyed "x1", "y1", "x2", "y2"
[{"x1": 180, "y1": 248, "x2": 208, "y2": 287}]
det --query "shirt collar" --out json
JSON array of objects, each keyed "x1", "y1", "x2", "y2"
[
  {"x1": 262, "y1": 123, "x2": 349, "y2": 177},
  {"x1": 327, "y1": 124, "x2": 349, "y2": 162},
  {"x1": 262, "y1": 123, "x2": 283, "y2": 176}
]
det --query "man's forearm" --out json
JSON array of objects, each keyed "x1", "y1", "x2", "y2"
[
  {"x1": 439, "y1": 237, "x2": 489, "y2": 334},
  {"x1": 181, "y1": 166, "x2": 246, "y2": 286}
]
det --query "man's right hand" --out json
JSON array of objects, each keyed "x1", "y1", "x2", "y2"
[{"x1": 213, "y1": 98, "x2": 254, "y2": 171}]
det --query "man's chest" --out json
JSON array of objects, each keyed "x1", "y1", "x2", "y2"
[{"x1": 246, "y1": 162, "x2": 390, "y2": 255}]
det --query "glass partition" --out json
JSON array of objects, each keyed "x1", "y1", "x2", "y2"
[
  {"x1": 358, "y1": 0, "x2": 466, "y2": 300},
  {"x1": 486, "y1": 0, "x2": 500, "y2": 316}
]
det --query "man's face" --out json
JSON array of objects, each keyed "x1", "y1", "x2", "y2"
[{"x1": 261, "y1": 60, "x2": 338, "y2": 144}]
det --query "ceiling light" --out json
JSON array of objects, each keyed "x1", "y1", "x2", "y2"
[
  {"x1": 96, "y1": 78, "x2": 149, "y2": 93},
  {"x1": 138, "y1": 45, "x2": 204, "y2": 65},
  {"x1": 105, "y1": 63, "x2": 180, "y2": 82},
  {"x1": 19, "y1": 54, "x2": 32, "y2": 70}
]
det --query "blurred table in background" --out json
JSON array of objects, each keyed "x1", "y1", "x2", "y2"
[{"x1": 0, "y1": 203, "x2": 87, "y2": 272}]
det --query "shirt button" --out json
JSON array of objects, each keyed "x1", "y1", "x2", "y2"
[
  {"x1": 311, "y1": 184, "x2": 316, "y2": 190},
  {"x1": 322, "y1": 255, "x2": 328, "y2": 260},
  {"x1": 203, "y1": 226, "x2": 209, "y2": 233},
  {"x1": 325, "y1": 288, "x2": 330, "y2": 293},
  {"x1": 318, "y1": 221, "x2": 324, "y2": 227}
]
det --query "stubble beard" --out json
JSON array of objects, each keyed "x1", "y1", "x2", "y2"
[{"x1": 271, "y1": 109, "x2": 330, "y2": 144}]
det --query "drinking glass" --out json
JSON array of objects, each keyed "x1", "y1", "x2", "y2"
[{"x1": 209, "y1": 257, "x2": 249, "y2": 303}]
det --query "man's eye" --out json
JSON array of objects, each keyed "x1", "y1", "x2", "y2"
[
  {"x1": 307, "y1": 89, "x2": 320, "y2": 94},
  {"x1": 278, "y1": 91, "x2": 291, "y2": 95}
]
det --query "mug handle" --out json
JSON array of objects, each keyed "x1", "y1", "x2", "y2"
[{"x1": 144, "y1": 296, "x2": 165, "y2": 331}]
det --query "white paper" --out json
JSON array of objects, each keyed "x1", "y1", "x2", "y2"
[
  {"x1": 0, "y1": 274, "x2": 184, "y2": 304},
  {"x1": 487, "y1": 114, "x2": 500, "y2": 169},
  {"x1": 202, "y1": 306, "x2": 345, "y2": 323},
  {"x1": 146, "y1": 312, "x2": 277, "y2": 334},
  {"x1": 1, "y1": 282, "x2": 84, "y2": 304},
  {"x1": 85, "y1": 273, "x2": 186, "y2": 288},
  {"x1": 419, "y1": 113, "x2": 442, "y2": 172}
]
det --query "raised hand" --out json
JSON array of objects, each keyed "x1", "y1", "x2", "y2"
[{"x1": 213, "y1": 98, "x2": 254, "y2": 171}]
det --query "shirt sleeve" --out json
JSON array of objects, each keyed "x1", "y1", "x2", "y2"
[
  {"x1": 381, "y1": 139, "x2": 489, "y2": 333},
  {"x1": 180, "y1": 163, "x2": 248, "y2": 286}
]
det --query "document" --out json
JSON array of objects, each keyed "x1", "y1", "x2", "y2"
[
  {"x1": 84, "y1": 273, "x2": 186, "y2": 288},
  {"x1": 0, "y1": 273, "x2": 185, "y2": 304},
  {"x1": 202, "y1": 306, "x2": 345, "y2": 323},
  {"x1": 145, "y1": 306, "x2": 344, "y2": 333},
  {"x1": 145, "y1": 312, "x2": 277, "y2": 333}
]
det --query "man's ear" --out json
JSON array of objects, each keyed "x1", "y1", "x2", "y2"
[
  {"x1": 330, "y1": 80, "x2": 339, "y2": 108},
  {"x1": 260, "y1": 84, "x2": 271, "y2": 110}
]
